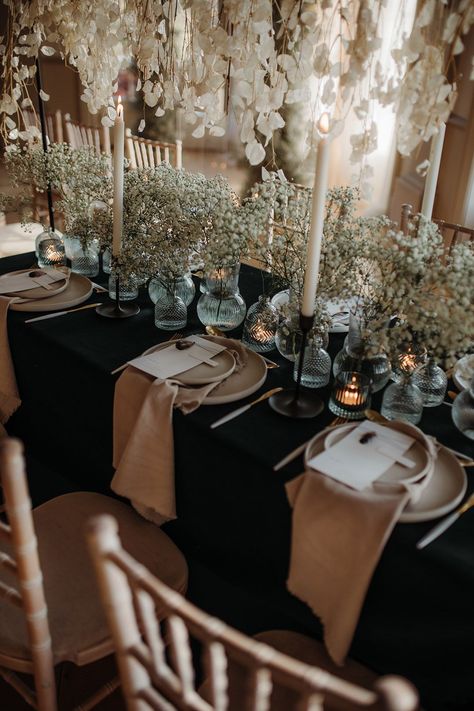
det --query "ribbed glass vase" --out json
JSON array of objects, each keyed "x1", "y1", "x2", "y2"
[{"x1": 197, "y1": 263, "x2": 246, "y2": 331}]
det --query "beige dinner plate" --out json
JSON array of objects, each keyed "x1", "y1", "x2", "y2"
[
  {"x1": 322, "y1": 422, "x2": 431, "y2": 486},
  {"x1": 399, "y1": 447, "x2": 467, "y2": 522},
  {"x1": 142, "y1": 341, "x2": 236, "y2": 386},
  {"x1": 304, "y1": 423, "x2": 466, "y2": 522},
  {"x1": 203, "y1": 346, "x2": 267, "y2": 404},
  {"x1": 3, "y1": 267, "x2": 69, "y2": 300},
  {"x1": 10, "y1": 273, "x2": 93, "y2": 312}
]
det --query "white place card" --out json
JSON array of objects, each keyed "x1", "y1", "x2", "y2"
[
  {"x1": 0, "y1": 268, "x2": 66, "y2": 294},
  {"x1": 128, "y1": 337, "x2": 226, "y2": 380},
  {"x1": 307, "y1": 421, "x2": 416, "y2": 491}
]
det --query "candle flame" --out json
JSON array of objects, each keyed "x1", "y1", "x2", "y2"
[
  {"x1": 318, "y1": 113, "x2": 329, "y2": 135},
  {"x1": 117, "y1": 96, "x2": 123, "y2": 118}
]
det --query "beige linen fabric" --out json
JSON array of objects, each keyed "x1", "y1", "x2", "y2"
[
  {"x1": 286, "y1": 471, "x2": 410, "y2": 666},
  {"x1": 0, "y1": 296, "x2": 21, "y2": 423},
  {"x1": 112, "y1": 337, "x2": 247, "y2": 523}
]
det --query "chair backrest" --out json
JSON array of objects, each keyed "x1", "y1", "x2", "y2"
[
  {"x1": 400, "y1": 203, "x2": 474, "y2": 252},
  {"x1": 125, "y1": 128, "x2": 183, "y2": 170},
  {"x1": 0, "y1": 439, "x2": 57, "y2": 711},
  {"x1": 23, "y1": 108, "x2": 64, "y2": 144},
  {"x1": 87, "y1": 514, "x2": 419, "y2": 711},
  {"x1": 64, "y1": 113, "x2": 111, "y2": 155}
]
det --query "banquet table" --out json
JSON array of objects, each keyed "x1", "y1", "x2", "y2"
[{"x1": 3, "y1": 251, "x2": 474, "y2": 711}]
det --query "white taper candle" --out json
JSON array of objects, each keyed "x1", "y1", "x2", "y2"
[
  {"x1": 301, "y1": 113, "x2": 330, "y2": 317},
  {"x1": 421, "y1": 122, "x2": 446, "y2": 220},
  {"x1": 112, "y1": 98, "x2": 124, "y2": 257}
]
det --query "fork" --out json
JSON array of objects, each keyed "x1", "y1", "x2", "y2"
[{"x1": 110, "y1": 332, "x2": 184, "y2": 375}]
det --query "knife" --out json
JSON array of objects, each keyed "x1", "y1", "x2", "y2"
[
  {"x1": 24, "y1": 302, "x2": 102, "y2": 323},
  {"x1": 211, "y1": 387, "x2": 283, "y2": 429},
  {"x1": 416, "y1": 493, "x2": 474, "y2": 549}
]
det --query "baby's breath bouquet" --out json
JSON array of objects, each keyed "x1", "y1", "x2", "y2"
[{"x1": 3, "y1": 143, "x2": 112, "y2": 246}]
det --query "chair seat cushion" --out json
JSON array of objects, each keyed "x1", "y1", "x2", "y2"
[{"x1": 0, "y1": 492, "x2": 188, "y2": 667}]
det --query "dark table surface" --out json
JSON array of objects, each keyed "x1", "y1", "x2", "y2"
[{"x1": 3, "y1": 252, "x2": 474, "y2": 711}]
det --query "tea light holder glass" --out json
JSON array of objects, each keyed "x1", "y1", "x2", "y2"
[
  {"x1": 242, "y1": 295, "x2": 279, "y2": 352},
  {"x1": 391, "y1": 343, "x2": 427, "y2": 383},
  {"x1": 329, "y1": 371, "x2": 371, "y2": 420},
  {"x1": 35, "y1": 229, "x2": 67, "y2": 268}
]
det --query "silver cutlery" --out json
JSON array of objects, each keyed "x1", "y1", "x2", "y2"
[
  {"x1": 416, "y1": 493, "x2": 474, "y2": 549},
  {"x1": 25, "y1": 302, "x2": 102, "y2": 323},
  {"x1": 211, "y1": 387, "x2": 283, "y2": 429}
]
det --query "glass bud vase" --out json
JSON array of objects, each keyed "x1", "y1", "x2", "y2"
[
  {"x1": 411, "y1": 358, "x2": 447, "y2": 407},
  {"x1": 108, "y1": 272, "x2": 139, "y2": 301},
  {"x1": 64, "y1": 236, "x2": 99, "y2": 277},
  {"x1": 333, "y1": 308, "x2": 391, "y2": 392},
  {"x1": 381, "y1": 375, "x2": 424, "y2": 425},
  {"x1": 275, "y1": 307, "x2": 329, "y2": 362},
  {"x1": 242, "y1": 295, "x2": 279, "y2": 352},
  {"x1": 102, "y1": 248, "x2": 112, "y2": 274},
  {"x1": 35, "y1": 229, "x2": 67, "y2": 268},
  {"x1": 197, "y1": 263, "x2": 246, "y2": 332},
  {"x1": 154, "y1": 288, "x2": 187, "y2": 330},
  {"x1": 452, "y1": 375, "x2": 474, "y2": 440},
  {"x1": 293, "y1": 333, "x2": 331, "y2": 389},
  {"x1": 148, "y1": 273, "x2": 195, "y2": 307}
]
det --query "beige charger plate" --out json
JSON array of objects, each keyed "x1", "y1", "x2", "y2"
[
  {"x1": 304, "y1": 424, "x2": 467, "y2": 523},
  {"x1": 2, "y1": 267, "x2": 70, "y2": 300},
  {"x1": 144, "y1": 336, "x2": 267, "y2": 402},
  {"x1": 143, "y1": 341, "x2": 236, "y2": 386},
  {"x1": 322, "y1": 422, "x2": 431, "y2": 486},
  {"x1": 10, "y1": 273, "x2": 93, "y2": 312}
]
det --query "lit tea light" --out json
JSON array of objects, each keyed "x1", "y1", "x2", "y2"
[
  {"x1": 329, "y1": 371, "x2": 371, "y2": 420},
  {"x1": 339, "y1": 375, "x2": 363, "y2": 406},
  {"x1": 38, "y1": 238, "x2": 66, "y2": 268}
]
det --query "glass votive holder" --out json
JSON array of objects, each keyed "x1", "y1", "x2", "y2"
[{"x1": 329, "y1": 371, "x2": 372, "y2": 420}]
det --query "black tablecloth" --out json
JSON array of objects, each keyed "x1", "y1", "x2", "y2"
[{"x1": 3, "y1": 252, "x2": 474, "y2": 710}]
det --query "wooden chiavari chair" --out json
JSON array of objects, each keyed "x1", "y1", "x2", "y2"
[
  {"x1": 23, "y1": 108, "x2": 64, "y2": 144},
  {"x1": 0, "y1": 439, "x2": 188, "y2": 711},
  {"x1": 64, "y1": 113, "x2": 112, "y2": 155},
  {"x1": 400, "y1": 204, "x2": 474, "y2": 252},
  {"x1": 125, "y1": 128, "x2": 183, "y2": 170},
  {"x1": 87, "y1": 513, "x2": 419, "y2": 711}
]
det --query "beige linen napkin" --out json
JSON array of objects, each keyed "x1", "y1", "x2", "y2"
[
  {"x1": 0, "y1": 296, "x2": 21, "y2": 423},
  {"x1": 112, "y1": 337, "x2": 247, "y2": 524},
  {"x1": 286, "y1": 471, "x2": 411, "y2": 666}
]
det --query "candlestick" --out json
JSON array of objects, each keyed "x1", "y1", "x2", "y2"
[
  {"x1": 421, "y1": 122, "x2": 446, "y2": 219},
  {"x1": 301, "y1": 113, "x2": 330, "y2": 318},
  {"x1": 112, "y1": 98, "x2": 125, "y2": 257}
]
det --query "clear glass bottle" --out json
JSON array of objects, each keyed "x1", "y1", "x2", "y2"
[
  {"x1": 108, "y1": 272, "x2": 139, "y2": 301},
  {"x1": 412, "y1": 358, "x2": 447, "y2": 407},
  {"x1": 148, "y1": 273, "x2": 195, "y2": 307},
  {"x1": 381, "y1": 375, "x2": 424, "y2": 425},
  {"x1": 102, "y1": 247, "x2": 112, "y2": 274},
  {"x1": 64, "y1": 236, "x2": 99, "y2": 277},
  {"x1": 451, "y1": 375, "x2": 474, "y2": 440},
  {"x1": 197, "y1": 263, "x2": 246, "y2": 331},
  {"x1": 293, "y1": 333, "x2": 331, "y2": 389},
  {"x1": 242, "y1": 295, "x2": 279, "y2": 352},
  {"x1": 35, "y1": 228, "x2": 67, "y2": 268},
  {"x1": 154, "y1": 289, "x2": 187, "y2": 330},
  {"x1": 275, "y1": 307, "x2": 330, "y2": 362},
  {"x1": 333, "y1": 308, "x2": 391, "y2": 392}
]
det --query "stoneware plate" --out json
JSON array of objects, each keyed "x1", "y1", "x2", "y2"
[
  {"x1": 322, "y1": 422, "x2": 432, "y2": 486},
  {"x1": 304, "y1": 423, "x2": 466, "y2": 522},
  {"x1": 142, "y1": 341, "x2": 236, "y2": 386},
  {"x1": 203, "y1": 347, "x2": 267, "y2": 404},
  {"x1": 3, "y1": 267, "x2": 69, "y2": 300},
  {"x1": 10, "y1": 273, "x2": 92, "y2": 312}
]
